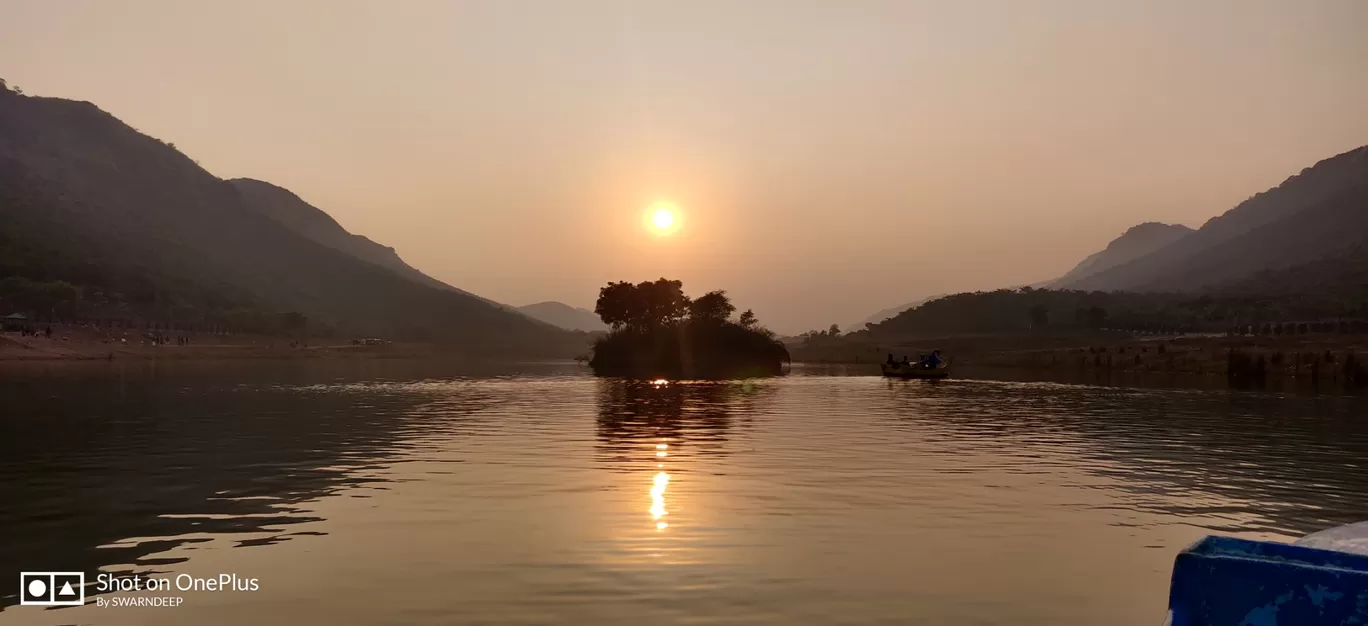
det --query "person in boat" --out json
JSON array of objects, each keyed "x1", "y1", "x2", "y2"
[
  {"x1": 926, "y1": 349, "x2": 943, "y2": 368},
  {"x1": 886, "y1": 353, "x2": 895, "y2": 366},
  {"x1": 901, "y1": 356, "x2": 911, "y2": 366},
  {"x1": 916, "y1": 353, "x2": 927, "y2": 367}
]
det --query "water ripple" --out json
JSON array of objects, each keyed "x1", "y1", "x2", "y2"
[{"x1": 1, "y1": 362, "x2": 1366, "y2": 625}]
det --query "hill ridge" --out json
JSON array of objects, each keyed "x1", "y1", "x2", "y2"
[
  {"x1": 0, "y1": 85, "x2": 576, "y2": 355},
  {"x1": 1061, "y1": 144, "x2": 1368, "y2": 292}
]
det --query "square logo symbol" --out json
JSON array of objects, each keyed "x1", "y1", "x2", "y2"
[{"x1": 19, "y1": 572, "x2": 85, "y2": 606}]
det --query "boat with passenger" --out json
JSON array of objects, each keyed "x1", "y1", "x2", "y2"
[{"x1": 880, "y1": 350, "x2": 950, "y2": 378}]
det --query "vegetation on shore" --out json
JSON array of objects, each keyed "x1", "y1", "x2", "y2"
[
  {"x1": 788, "y1": 329, "x2": 1368, "y2": 390},
  {"x1": 588, "y1": 279, "x2": 789, "y2": 378},
  {"x1": 861, "y1": 283, "x2": 1368, "y2": 339}
]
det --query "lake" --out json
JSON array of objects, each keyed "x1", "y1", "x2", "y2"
[{"x1": 2, "y1": 360, "x2": 1366, "y2": 625}]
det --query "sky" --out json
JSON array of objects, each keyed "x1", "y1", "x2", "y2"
[{"x1": 3, "y1": 0, "x2": 1368, "y2": 334}]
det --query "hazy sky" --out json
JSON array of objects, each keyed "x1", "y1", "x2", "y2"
[{"x1": 4, "y1": 0, "x2": 1367, "y2": 333}]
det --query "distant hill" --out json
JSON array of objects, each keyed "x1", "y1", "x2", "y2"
[
  {"x1": 1214, "y1": 245, "x2": 1368, "y2": 317},
  {"x1": 517, "y1": 301, "x2": 607, "y2": 332},
  {"x1": 867, "y1": 283, "x2": 1368, "y2": 338},
  {"x1": 228, "y1": 178, "x2": 514, "y2": 310},
  {"x1": 230, "y1": 178, "x2": 454, "y2": 291},
  {"x1": 1049, "y1": 222, "x2": 1193, "y2": 287},
  {"x1": 1063, "y1": 146, "x2": 1368, "y2": 292},
  {"x1": 0, "y1": 85, "x2": 577, "y2": 355},
  {"x1": 851, "y1": 295, "x2": 945, "y2": 331}
]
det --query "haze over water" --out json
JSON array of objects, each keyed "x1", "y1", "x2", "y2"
[
  {"x1": 5, "y1": 1, "x2": 1368, "y2": 332},
  {"x1": 3, "y1": 362, "x2": 1366, "y2": 625}
]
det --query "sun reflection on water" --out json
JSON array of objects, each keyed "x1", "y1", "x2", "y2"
[{"x1": 650, "y1": 441, "x2": 671, "y2": 531}]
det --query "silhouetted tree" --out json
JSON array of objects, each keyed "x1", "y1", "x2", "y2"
[
  {"x1": 589, "y1": 280, "x2": 787, "y2": 377},
  {"x1": 279, "y1": 311, "x2": 308, "y2": 332},
  {"x1": 689, "y1": 290, "x2": 735, "y2": 321},
  {"x1": 1029, "y1": 304, "x2": 1049, "y2": 329},
  {"x1": 865, "y1": 287, "x2": 1368, "y2": 338},
  {"x1": 828, "y1": 323, "x2": 841, "y2": 337},
  {"x1": 1075, "y1": 306, "x2": 1108, "y2": 328},
  {"x1": 638, "y1": 278, "x2": 690, "y2": 326},
  {"x1": 594, "y1": 281, "x2": 638, "y2": 329},
  {"x1": 594, "y1": 278, "x2": 692, "y2": 329}
]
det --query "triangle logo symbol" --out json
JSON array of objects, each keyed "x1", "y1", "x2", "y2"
[{"x1": 59, "y1": 581, "x2": 76, "y2": 596}]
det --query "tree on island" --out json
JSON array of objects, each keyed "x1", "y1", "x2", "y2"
[
  {"x1": 594, "y1": 278, "x2": 690, "y2": 329},
  {"x1": 689, "y1": 290, "x2": 736, "y2": 321},
  {"x1": 588, "y1": 279, "x2": 789, "y2": 378}
]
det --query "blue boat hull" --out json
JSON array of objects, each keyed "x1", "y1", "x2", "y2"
[{"x1": 1167, "y1": 533, "x2": 1368, "y2": 626}]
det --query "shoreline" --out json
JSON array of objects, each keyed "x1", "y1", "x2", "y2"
[
  {"x1": 0, "y1": 330, "x2": 439, "y2": 362},
  {"x1": 787, "y1": 332, "x2": 1368, "y2": 390},
  {"x1": 9, "y1": 329, "x2": 1366, "y2": 393}
]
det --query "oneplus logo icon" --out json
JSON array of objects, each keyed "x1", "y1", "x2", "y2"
[{"x1": 20, "y1": 572, "x2": 85, "y2": 606}]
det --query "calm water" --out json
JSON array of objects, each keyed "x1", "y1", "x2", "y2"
[{"x1": 2, "y1": 361, "x2": 1367, "y2": 625}]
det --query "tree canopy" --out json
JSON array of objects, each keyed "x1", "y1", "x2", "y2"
[
  {"x1": 689, "y1": 290, "x2": 736, "y2": 321},
  {"x1": 595, "y1": 278, "x2": 724, "y2": 329},
  {"x1": 589, "y1": 279, "x2": 787, "y2": 377},
  {"x1": 865, "y1": 283, "x2": 1368, "y2": 338}
]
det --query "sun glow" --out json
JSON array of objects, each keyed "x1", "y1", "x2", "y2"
[{"x1": 643, "y1": 202, "x2": 682, "y2": 236}]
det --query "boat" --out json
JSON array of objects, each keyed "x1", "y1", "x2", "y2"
[
  {"x1": 1166, "y1": 521, "x2": 1368, "y2": 625},
  {"x1": 881, "y1": 360, "x2": 950, "y2": 378}
]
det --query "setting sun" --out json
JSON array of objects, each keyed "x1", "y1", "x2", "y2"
[
  {"x1": 652, "y1": 208, "x2": 674, "y2": 230},
  {"x1": 643, "y1": 202, "x2": 682, "y2": 236}
]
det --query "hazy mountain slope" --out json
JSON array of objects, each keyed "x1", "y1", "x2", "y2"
[
  {"x1": 517, "y1": 301, "x2": 607, "y2": 332},
  {"x1": 227, "y1": 178, "x2": 538, "y2": 318},
  {"x1": 852, "y1": 295, "x2": 945, "y2": 331},
  {"x1": 1050, "y1": 222, "x2": 1193, "y2": 287},
  {"x1": 1149, "y1": 184, "x2": 1368, "y2": 291},
  {"x1": 0, "y1": 88, "x2": 576, "y2": 354},
  {"x1": 230, "y1": 178, "x2": 455, "y2": 291},
  {"x1": 1066, "y1": 145, "x2": 1368, "y2": 291},
  {"x1": 1213, "y1": 245, "x2": 1368, "y2": 320}
]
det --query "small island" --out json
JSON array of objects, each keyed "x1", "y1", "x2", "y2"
[{"x1": 588, "y1": 278, "x2": 790, "y2": 378}]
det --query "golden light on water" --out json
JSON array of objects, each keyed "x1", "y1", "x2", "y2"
[
  {"x1": 650, "y1": 470, "x2": 670, "y2": 529},
  {"x1": 642, "y1": 202, "x2": 682, "y2": 236}
]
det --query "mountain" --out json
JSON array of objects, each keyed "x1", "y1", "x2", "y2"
[
  {"x1": 851, "y1": 295, "x2": 945, "y2": 331},
  {"x1": 227, "y1": 178, "x2": 517, "y2": 311},
  {"x1": 229, "y1": 178, "x2": 456, "y2": 292},
  {"x1": 1216, "y1": 245, "x2": 1368, "y2": 317},
  {"x1": 1062, "y1": 146, "x2": 1368, "y2": 292},
  {"x1": 1049, "y1": 222, "x2": 1193, "y2": 287},
  {"x1": 0, "y1": 85, "x2": 577, "y2": 355},
  {"x1": 517, "y1": 301, "x2": 607, "y2": 332}
]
